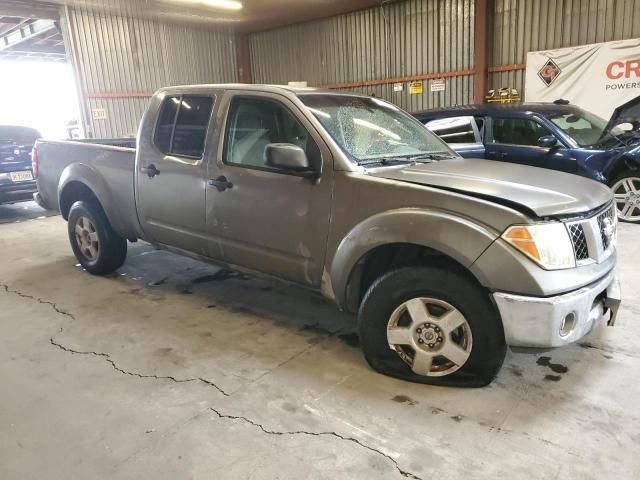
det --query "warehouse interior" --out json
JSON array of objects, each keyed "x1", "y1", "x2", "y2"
[{"x1": 1, "y1": 0, "x2": 640, "y2": 478}]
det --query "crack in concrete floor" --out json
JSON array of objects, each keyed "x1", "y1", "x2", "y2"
[
  {"x1": 208, "y1": 407, "x2": 423, "y2": 480},
  {"x1": 1, "y1": 282, "x2": 425, "y2": 480},
  {"x1": 49, "y1": 330, "x2": 231, "y2": 396}
]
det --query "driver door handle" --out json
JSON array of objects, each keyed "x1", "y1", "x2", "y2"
[
  {"x1": 209, "y1": 176, "x2": 233, "y2": 192},
  {"x1": 140, "y1": 164, "x2": 160, "y2": 178}
]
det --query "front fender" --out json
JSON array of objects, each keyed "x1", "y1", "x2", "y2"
[
  {"x1": 58, "y1": 163, "x2": 130, "y2": 238},
  {"x1": 602, "y1": 146, "x2": 640, "y2": 181},
  {"x1": 329, "y1": 208, "x2": 500, "y2": 309}
]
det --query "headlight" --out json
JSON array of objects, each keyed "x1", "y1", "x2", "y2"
[{"x1": 502, "y1": 223, "x2": 575, "y2": 270}]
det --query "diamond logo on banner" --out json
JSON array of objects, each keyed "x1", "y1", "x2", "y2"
[{"x1": 538, "y1": 58, "x2": 562, "y2": 87}]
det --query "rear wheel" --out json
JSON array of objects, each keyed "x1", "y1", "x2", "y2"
[
  {"x1": 358, "y1": 265, "x2": 506, "y2": 387},
  {"x1": 68, "y1": 200, "x2": 127, "y2": 275},
  {"x1": 610, "y1": 172, "x2": 640, "y2": 223}
]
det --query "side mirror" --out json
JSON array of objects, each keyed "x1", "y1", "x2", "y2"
[
  {"x1": 264, "y1": 143, "x2": 316, "y2": 176},
  {"x1": 538, "y1": 135, "x2": 558, "y2": 148}
]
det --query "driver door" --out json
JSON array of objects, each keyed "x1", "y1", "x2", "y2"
[
  {"x1": 486, "y1": 116, "x2": 578, "y2": 173},
  {"x1": 205, "y1": 93, "x2": 332, "y2": 286}
]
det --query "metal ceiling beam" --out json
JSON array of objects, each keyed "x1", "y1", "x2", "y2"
[
  {"x1": 0, "y1": 18, "x2": 57, "y2": 52},
  {"x1": 0, "y1": 4, "x2": 60, "y2": 21},
  {"x1": 0, "y1": 49, "x2": 65, "y2": 58},
  {"x1": 0, "y1": 17, "x2": 29, "y2": 36}
]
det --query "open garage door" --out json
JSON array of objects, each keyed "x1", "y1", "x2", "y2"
[{"x1": 0, "y1": 1, "x2": 79, "y2": 139}]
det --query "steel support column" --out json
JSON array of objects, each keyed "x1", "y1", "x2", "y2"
[
  {"x1": 473, "y1": 0, "x2": 490, "y2": 104},
  {"x1": 236, "y1": 33, "x2": 252, "y2": 84}
]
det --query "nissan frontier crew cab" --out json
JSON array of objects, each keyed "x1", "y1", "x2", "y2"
[{"x1": 33, "y1": 84, "x2": 621, "y2": 387}]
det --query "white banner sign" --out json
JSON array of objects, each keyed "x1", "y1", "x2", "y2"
[{"x1": 525, "y1": 38, "x2": 640, "y2": 120}]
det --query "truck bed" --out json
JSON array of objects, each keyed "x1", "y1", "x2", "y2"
[{"x1": 35, "y1": 138, "x2": 141, "y2": 240}]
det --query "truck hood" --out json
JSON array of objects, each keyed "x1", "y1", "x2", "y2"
[{"x1": 367, "y1": 158, "x2": 612, "y2": 217}]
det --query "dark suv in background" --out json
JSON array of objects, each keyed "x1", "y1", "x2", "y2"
[
  {"x1": 0, "y1": 125, "x2": 40, "y2": 205},
  {"x1": 414, "y1": 98, "x2": 640, "y2": 223}
]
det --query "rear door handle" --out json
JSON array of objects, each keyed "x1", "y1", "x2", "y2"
[
  {"x1": 140, "y1": 164, "x2": 160, "y2": 178},
  {"x1": 208, "y1": 176, "x2": 233, "y2": 192}
]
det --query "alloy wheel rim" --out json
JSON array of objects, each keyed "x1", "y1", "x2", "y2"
[
  {"x1": 387, "y1": 297, "x2": 473, "y2": 377},
  {"x1": 75, "y1": 216, "x2": 100, "y2": 261},
  {"x1": 612, "y1": 177, "x2": 640, "y2": 222}
]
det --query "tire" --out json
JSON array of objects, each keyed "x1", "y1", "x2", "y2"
[
  {"x1": 609, "y1": 171, "x2": 640, "y2": 223},
  {"x1": 358, "y1": 265, "x2": 506, "y2": 387},
  {"x1": 67, "y1": 200, "x2": 127, "y2": 275}
]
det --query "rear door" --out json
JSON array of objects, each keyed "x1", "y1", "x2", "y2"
[
  {"x1": 424, "y1": 116, "x2": 485, "y2": 158},
  {"x1": 136, "y1": 94, "x2": 214, "y2": 253},
  {"x1": 485, "y1": 116, "x2": 578, "y2": 172},
  {"x1": 205, "y1": 92, "x2": 332, "y2": 286}
]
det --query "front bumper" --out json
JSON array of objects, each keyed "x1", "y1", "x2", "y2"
[{"x1": 493, "y1": 269, "x2": 621, "y2": 348}]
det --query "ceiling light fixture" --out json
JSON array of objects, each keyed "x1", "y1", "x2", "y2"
[{"x1": 182, "y1": 0, "x2": 243, "y2": 10}]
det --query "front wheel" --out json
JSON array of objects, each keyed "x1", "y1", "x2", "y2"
[
  {"x1": 610, "y1": 172, "x2": 640, "y2": 223},
  {"x1": 358, "y1": 265, "x2": 506, "y2": 387},
  {"x1": 68, "y1": 200, "x2": 127, "y2": 275}
]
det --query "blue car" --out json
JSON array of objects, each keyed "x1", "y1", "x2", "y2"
[
  {"x1": 414, "y1": 98, "x2": 640, "y2": 223},
  {"x1": 0, "y1": 125, "x2": 41, "y2": 205}
]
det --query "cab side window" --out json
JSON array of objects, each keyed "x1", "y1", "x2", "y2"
[
  {"x1": 492, "y1": 117, "x2": 550, "y2": 146},
  {"x1": 154, "y1": 95, "x2": 214, "y2": 159},
  {"x1": 224, "y1": 97, "x2": 320, "y2": 171},
  {"x1": 425, "y1": 116, "x2": 477, "y2": 144}
]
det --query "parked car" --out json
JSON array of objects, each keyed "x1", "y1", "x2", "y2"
[
  {"x1": 414, "y1": 98, "x2": 640, "y2": 223},
  {"x1": 33, "y1": 85, "x2": 620, "y2": 387},
  {"x1": 0, "y1": 125, "x2": 41, "y2": 204}
]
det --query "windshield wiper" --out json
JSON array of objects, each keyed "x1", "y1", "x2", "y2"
[
  {"x1": 380, "y1": 152, "x2": 456, "y2": 162},
  {"x1": 405, "y1": 152, "x2": 456, "y2": 160},
  {"x1": 358, "y1": 157, "x2": 420, "y2": 167},
  {"x1": 358, "y1": 152, "x2": 456, "y2": 166}
]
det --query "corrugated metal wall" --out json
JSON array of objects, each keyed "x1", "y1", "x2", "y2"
[
  {"x1": 249, "y1": 0, "x2": 475, "y2": 112},
  {"x1": 490, "y1": 0, "x2": 640, "y2": 92},
  {"x1": 58, "y1": 0, "x2": 640, "y2": 133},
  {"x1": 61, "y1": 1, "x2": 237, "y2": 138}
]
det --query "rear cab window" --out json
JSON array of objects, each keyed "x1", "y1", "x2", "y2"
[
  {"x1": 425, "y1": 116, "x2": 480, "y2": 144},
  {"x1": 153, "y1": 95, "x2": 214, "y2": 159}
]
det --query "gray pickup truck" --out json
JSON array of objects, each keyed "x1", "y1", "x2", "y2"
[{"x1": 34, "y1": 84, "x2": 621, "y2": 387}]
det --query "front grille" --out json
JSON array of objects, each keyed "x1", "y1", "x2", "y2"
[
  {"x1": 565, "y1": 203, "x2": 616, "y2": 264},
  {"x1": 597, "y1": 207, "x2": 616, "y2": 251},
  {"x1": 568, "y1": 223, "x2": 589, "y2": 260}
]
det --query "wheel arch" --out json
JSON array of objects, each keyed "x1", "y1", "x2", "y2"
[
  {"x1": 329, "y1": 208, "x2": 499, "y2": 313},
  {"x1": 604, "y1": 155, "x2": 640, "y2": 184},
  {"x1": 57, "y1": 163, "x2": 131, "y2": 238},
  {"x1": 59, "y1": 180, "x2": 100, "y2": 220}
]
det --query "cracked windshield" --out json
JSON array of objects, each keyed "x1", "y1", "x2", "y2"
[{"x1": 300, "y1": 94, "x2": 455, "y2": 164}]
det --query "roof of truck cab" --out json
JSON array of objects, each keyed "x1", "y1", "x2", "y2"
[
  {"x1": 156, "y1": 83, "x2": 360, "y2": 97},
  {"x1": 413, "y1": 102, "x2": 585, "y2": 120}
]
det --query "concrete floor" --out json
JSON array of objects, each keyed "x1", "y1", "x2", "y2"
[{"x1": 1, "y1": 201, "x2": 639, "y2": 480}]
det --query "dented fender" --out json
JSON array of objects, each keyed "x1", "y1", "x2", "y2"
[{"x1": 329, "y1": 208, "x2": 500, "y2": 310}]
